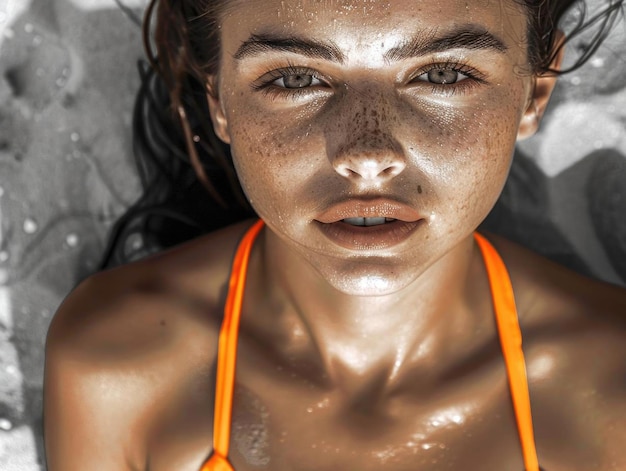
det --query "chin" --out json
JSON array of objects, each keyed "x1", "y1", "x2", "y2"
[{"x1": 324, "y1": 265, "x2": 419, "y2": 297}]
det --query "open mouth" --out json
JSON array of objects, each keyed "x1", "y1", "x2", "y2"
[
  {"x1": 314, "y1": 198, "x2": 423, "y2": 249},
  {"x1": 341, "y1": 217, "x2": 397, "y2": 226}
]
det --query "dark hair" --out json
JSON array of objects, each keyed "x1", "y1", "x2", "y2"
[{"x1": 100, "y1": 0, "x2": 624, "y2": 268}]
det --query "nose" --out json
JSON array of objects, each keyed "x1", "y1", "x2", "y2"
[
  {"x1": 329, "y1": 99, "x2": 407, "y2": 183},
  {"x1": 333, "y1": 151, "x2": 406, "y2": 181}
]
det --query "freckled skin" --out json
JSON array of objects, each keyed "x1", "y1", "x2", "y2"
[
  {"x1": 213, "y1": 0, "x2": 532, "y2": 296},
  {"x1": 44, "y1": 1, "x2": 626, "y2": 470}
]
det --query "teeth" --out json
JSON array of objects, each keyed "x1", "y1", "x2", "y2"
[{"x1": 342, "y1": 217, "x2": 394, "y2": 226}]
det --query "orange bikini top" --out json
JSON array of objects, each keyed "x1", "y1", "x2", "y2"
[{"x1": 200, "y1": 220, "x2": 540, "y2": 471}]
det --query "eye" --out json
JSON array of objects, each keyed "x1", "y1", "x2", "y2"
[
  {"x1": 253, "y1": 65, "x2": 328, "y2": 91},
  {"x1": 416, "y1": 67, "x2": 469, "y2": 85},
  {"x1": 274, "y1": 73, "x2": 324, "y2": 89}
]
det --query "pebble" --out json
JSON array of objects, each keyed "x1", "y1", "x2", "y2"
[
  {"x1": 590, "y1": 57, "x2": 605, "y2": 68},
  {"x1": 65, "y1": 233, "x2": 79, "y2": 247},
  {"x1": 23, "y1": 218, "x2": 38, "y2": 234}
]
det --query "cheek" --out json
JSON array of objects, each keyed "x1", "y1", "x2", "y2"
[
  {"x1": 225, "y1": 101, "x2": 322, "y2": 221},
  {"x1": 405, "y1": 86, "x2": 526, "y2": 221}
]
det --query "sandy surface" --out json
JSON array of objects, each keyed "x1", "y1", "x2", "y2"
[{"x1": 0, "y1": 0, "x2": 624, "y2": 469}]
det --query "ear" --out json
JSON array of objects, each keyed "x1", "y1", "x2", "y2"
[
  {"x1": 517, "y1": 31, "x2": 565, "y2": 140},
  {"x1": 206, "y1": 77, "x2": 231, "y2": 144}
]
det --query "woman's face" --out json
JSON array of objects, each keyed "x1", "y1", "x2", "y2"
[{"x1": 208, "y1": 0, "x2": 546, "y2": 296}]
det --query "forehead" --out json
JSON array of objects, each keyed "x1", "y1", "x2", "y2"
[{"x1": 219, "y1": 0, "x2": 529, "y2": 57}]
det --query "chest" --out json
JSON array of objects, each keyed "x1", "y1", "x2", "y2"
[{"x1": 147, "y1": 364, "x2": 530, "y2": 471}]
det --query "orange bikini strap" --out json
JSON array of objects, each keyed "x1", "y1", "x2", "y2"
[
  {"x1": 473, "y1": 233, "x2": 539, "y2": 471},
  {"x1": 212, "y1": 220, "x2": 265, "y2": 460}
]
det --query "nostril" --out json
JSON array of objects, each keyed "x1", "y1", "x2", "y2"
[
  {"x1": 333, "y1": 156, "x2": 406, "y2": 181},
  {"x1": 382, "y1": 163, "x2": 405, "y2": 177}
]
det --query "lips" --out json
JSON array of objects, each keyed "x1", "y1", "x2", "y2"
[
  {"x1": 316, "y1": 198, "x2": 422, "y2": 224},
  {"x1": 315, "y1": 198, "x2": 423, "y2": 250}
]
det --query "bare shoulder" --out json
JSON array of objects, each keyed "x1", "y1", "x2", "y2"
[
  {"x1": 44, "y1": 220, "x2": 257, "y2": 471},
  {"x1": 483, "y1": 232, "x2": 626, "y2": 323},
  {"x1": 485, "y1": 233, "x2": 626, "y2": 470}
]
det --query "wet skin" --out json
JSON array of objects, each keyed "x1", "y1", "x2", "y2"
[{"x1": 44, "y1": 0, "x2": 626, "y2": 470}]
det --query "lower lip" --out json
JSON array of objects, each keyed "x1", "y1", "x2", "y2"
[{"x1": 315, "y1": 219, "x2": 423, "y2": 250}]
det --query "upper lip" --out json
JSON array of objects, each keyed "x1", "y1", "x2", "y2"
[{"x1": 315, "y1": 198, "x2": 422, "y2": 224}]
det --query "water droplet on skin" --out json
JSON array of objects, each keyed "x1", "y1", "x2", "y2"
[
  {"x1": 5, "y1": 365, "x2": 17, "y2": 375},
  {"x1": 421, "y1": 443, "x2": 434, "y2": 450},
  {"x1": 192, "y1": 135, "x2": 200, "y2": 143},
  {"x1": 24, "y1": 23, "x2": 34, "y2": 33},
  {"x1": 4, "y1": 28, "x2": 14, "y2": 39},
  {"x1": 571, "y1": 76, "x2": 581, "y2": 86},
  {"x1": 0, "y1": 251, "x2": 8, "y2": 262},
  {"x1": 56, "y1": 77, "x2": 67, "y2": 88},
  {"x1": 70, "y1": 132, "x2": 80, "y2": 142},
  {"x1": 65, "y1": 233, "x2": 79, "y2": 247},
  {"x1": 306, "y1": 407, "x2": 313, "y2": 413},
  {"x1": 23, "y1": 218, "x2": 38, "y2": 234},
  {"x1": 316, "y1": 398, "x2": 330, "y2": 409},
  {"x1": 32, "y1": 35, "x2": 42, "y2": 46}
]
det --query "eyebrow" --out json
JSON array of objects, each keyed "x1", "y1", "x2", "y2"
[
  {"x1": 233, "y1": 33, "x2": 345, "y2": 62},
  {"x1": 385, "y1": 26, "x2": 508, "y2": 61},
  {"x1": 233, "y1": 25, "x2": 508, "y2": 63}
]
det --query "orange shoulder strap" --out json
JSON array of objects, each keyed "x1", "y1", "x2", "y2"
[
  {"x1": 473, "y1": 233, "x2": 539, "y2": 471},
  {"x1": 200, "y1": 220, "x2": 265, "y2": 471},
  {"x1": 202, "y1": 225, "x2": 537, "y2": 470}
]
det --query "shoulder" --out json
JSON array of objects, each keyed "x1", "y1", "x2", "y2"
[
  {"x1": 46, "y1": 219, "x2": 258, "y2": 359},
  {"x1": 44, "y1": 219, "x2": 258, "y2": 470},
  {"x1": 481, "y1": 231, "x2": 626, "y2": 324},
  {"x1": 483, "y1": 233, "x2": 626, "y2": 470}
]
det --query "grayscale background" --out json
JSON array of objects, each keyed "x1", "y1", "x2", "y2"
[{"x1": 0, "y1": 0, "x2": 624, "y2": 469}]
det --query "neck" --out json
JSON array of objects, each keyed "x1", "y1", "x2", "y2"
[{"x1": 249, "y1": 229, "x2": 491, "y2": 393}]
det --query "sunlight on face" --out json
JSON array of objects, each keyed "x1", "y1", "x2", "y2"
[{"x1": 209, "y1": 0, "x2": 537, "y2": 296}]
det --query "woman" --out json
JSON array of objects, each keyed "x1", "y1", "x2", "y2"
[{"x1": 44, "y1": 0, "x2": 626, "y2": 470}]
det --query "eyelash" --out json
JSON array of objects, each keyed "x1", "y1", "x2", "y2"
[
  {"x1": 251, "y1": 59, "x2": 486, "y2": 100},
  {"x1": 411, "y1": 60, "x2": 486, "y2": 95},
  {"x1": 251, "y1": 64, "x2": 329, "y2": 100}
]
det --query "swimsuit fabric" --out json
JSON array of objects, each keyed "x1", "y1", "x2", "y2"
[{"x1": 200, "y1": 220, "x2": 539, "y2": 471}]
